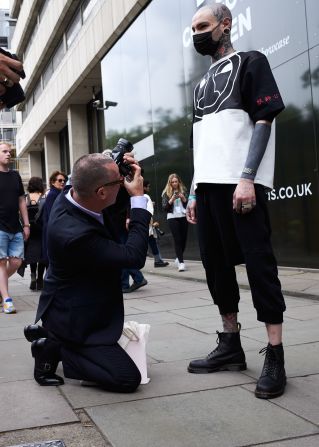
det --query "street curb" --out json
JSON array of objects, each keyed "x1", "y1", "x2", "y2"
[{"x1": 144, "y1": 268, "x2": 319, "y2": 302}]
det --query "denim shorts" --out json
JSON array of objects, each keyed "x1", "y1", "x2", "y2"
[{"x1": 0, "y1": 230, "x2": 24, "y2": 259}]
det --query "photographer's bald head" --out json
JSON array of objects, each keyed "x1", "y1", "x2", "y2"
[{"x1": 70, "y1": 152, "x2": 144, "y2": 212}]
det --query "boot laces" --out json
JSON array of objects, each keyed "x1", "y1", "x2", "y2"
[
  {"x1": 259, "y1": 345, "x2": 280, "y2": 378},
  {"x1": 207, "y1": 331, "x2": 222, "y2": 359}
]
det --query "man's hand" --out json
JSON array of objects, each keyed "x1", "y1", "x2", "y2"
[
  {"x1": 0, "y1": 52, "x2": 24, "y2": 106},
  {"x1": 233, "y1": 179, "x2": 256, "y2": 214},
  {"x1": 23, "y1": 226, "x2": 30, "y2": 241},
  {"x1": 0, "y1": 52, "x2": 23, "y2": 85},
  {"x1": 186, "y1": 199, "x2": 197, "y2": 224},
  {"x1": 123, "y1": 157, "x2": 144, "y2": 196}
]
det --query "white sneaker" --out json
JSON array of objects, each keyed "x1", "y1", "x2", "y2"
[
  {"x1": 178, "y1": 262, "x2": 186, "y2": 272},
  {"x1": 3, "y1": 298, "x2": 16, "y2": 314},
  {"x1": 174, "y1": 258, "x2": 179, "y2": 266}
]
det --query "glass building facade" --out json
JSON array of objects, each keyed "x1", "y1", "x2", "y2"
[{"x1": 101, "y1": 0, "x2": 319, "y2": 268}]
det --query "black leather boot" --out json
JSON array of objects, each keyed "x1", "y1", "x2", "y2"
[
  {"x1": 30, "y1": 273, "x2": 36, "y2": 290},
  {"x1": 31, "y1": 338, "x2": 64, "y2": 386},
  {"x1": 188, "y1": 325, "x2": 247, "y2": 373},
  {"x1": 24, "y1": 324, "x2": 48, "y2": 342},
  {"x1": 255, "y1": 343, "x2": 286, "y2": 399}
]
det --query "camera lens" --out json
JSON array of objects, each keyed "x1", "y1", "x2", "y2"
[{"x1": 117, "y1": 138, "x2": 133, "y2": 153}]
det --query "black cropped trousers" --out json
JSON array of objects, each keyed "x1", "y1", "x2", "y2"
[{"x1": 196, "y1": 183, "x2": 286, "y2": 324}]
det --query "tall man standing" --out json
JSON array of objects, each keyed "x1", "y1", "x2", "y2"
[
  {"x1": 0, "y1": 143, "x2": 30, "y2": 313},
  {"x1": 186, "y1": 2, "x2": 287, "y2": 399}
]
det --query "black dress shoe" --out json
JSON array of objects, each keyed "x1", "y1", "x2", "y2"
[
  {"x1": 31, "y1": 338, "x2": 64, "y2": 386},
  {"x1": 36, "y1": 278, "x2": 44, "y2": 290},
  {"x1": 24, "y1": 324, "x2": 48, "y2": 342},
  {"x1": 29, "y1": 278, "x2": 36, "y2": 290},
  {"x1": 129, "y1": 279, "x2": 148, "y2": 292},
  {"x1": 123, "y1": 278, "x2": 148, "y2": 293},
  {"x1": 154, "y1": 261, "x2": 169, "y2": 267}
]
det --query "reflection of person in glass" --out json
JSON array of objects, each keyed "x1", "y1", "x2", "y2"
[{"x1": 186, "y1": 2, "x2": 287, "y2": 399}]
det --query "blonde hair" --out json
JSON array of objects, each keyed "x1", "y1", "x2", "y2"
[
  {"x1": 0, "y1": 142, "x2": 12, "y2": 150},
  {"x1": 162, "y1": 173, "x2": 186, "y2": 197}
]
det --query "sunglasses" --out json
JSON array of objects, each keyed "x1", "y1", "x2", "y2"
[
  {"x1": 95, "y1": 177, "x2": 124, "y2": 193},
  {"x1": 56, "y1": 178, "x2": 65, "y2": 183}
]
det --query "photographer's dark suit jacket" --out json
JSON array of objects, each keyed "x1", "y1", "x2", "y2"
[{"x1": 35, "y1": 190, "x2": 151, "y2": 346}]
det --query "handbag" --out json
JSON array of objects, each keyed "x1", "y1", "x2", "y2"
[{"x1": 118, "y1": 321, "x2": 150, "y2": 384}]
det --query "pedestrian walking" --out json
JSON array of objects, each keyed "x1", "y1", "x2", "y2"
[
  {"x1": 41, "y1": 171, "x2": 67, "y2": 265},
  {"x1": 24, "y1": 176, "x2": 46, "y2": 291},
  {"x1": 0, "y1": 142, "x2": 30, "y2": 314},
  {"x1": 144, "y1": 180, "x2": 168, "y2": 268},
  {"x1": 162, "y1": 173, "x2": 188, "y2": 271}
]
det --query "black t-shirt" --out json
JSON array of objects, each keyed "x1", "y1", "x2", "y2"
[{"x1": 0, "y1": 170, "x2": 25, "y2": 233}]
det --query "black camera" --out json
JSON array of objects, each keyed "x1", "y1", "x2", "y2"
[
  {"x1": 111, "y1": 138, "x2": 133, "y2": 176},
  {"x1": 0, "y1": 48, "x2": 26, "y2": 108}
]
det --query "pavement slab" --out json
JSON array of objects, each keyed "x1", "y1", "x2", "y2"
[
  {"x1": 249, "y1": 434, "x2": 319, "y2": 446},
  {"x1": 61, "y1": 359, "x2": 254, "y2": 409},
  {"x1": 243, "y1": 374, "x2": 319, "y2": 425},
  {"x1": 0, "y1": 380, "x2": 78, "y2": 432},
  {"x1": 86, "y1": 387, "x2": 319, "y2": 447},
  {"x1": 0, "y1": 339, "x2": 33, "y2": 383},
  {"x1": 1, "y1": 264, "x2": 319, "y2": 447}
]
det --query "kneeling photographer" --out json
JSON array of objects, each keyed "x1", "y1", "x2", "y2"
[{"x1": 24, "y1": 149, "x2": 151, "y2": 392}]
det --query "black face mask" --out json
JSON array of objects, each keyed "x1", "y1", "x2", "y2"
[{"x1": 193, "y1": 25, "x2": 221, "y2": 57}]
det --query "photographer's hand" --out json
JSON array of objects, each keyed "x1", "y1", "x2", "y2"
[
  {"x1": 0, "y1": 53, "x2": 23, "y2": 85},
  {"x1": 123, "y1": 162, "x2": 144, "y2": 197}
]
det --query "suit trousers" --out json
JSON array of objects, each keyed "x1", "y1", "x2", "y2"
[
  {"x1": 60, "y1": 343, "x2": 141, "y2": 393},
  {"x1": 196, "y1": 184, "x2": 286, "y2": 324}
]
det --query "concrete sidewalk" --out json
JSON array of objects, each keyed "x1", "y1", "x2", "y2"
[{"x1": 0, "y1": 260, "x2": 319, "y2": 447}]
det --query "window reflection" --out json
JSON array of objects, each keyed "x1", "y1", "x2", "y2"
[
  {"x1": 66, "y1": 10, "x2": 81, "y2": 49},
  {"x1": 82, "y1": 0, "x2": 99, "y2": 23}
]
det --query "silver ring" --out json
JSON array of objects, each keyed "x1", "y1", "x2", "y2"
[
  {"x1": 1, "y1": 77, "x2": 13, "y2": 87},
  {"x1": 241, "y1": 203, "x2": 252, "y2": 209}
]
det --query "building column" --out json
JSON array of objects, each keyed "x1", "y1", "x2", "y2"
[
  {"x1": 29, "y1": 151, "x2": 42, "y2": 179},
  {"x1": 44, "y1": 133, "x2": 60, "y2": 186},
  {"x1": 67, "y1": 104, "x2": 89, "y2": 168}
]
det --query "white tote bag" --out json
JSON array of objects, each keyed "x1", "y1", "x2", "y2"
[{"x1": 118, "y1": 321, "x2": 151, "y2": 384}]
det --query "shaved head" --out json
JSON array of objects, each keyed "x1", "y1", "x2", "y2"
[{"x1": 199, "y1": 2, "x2": 232, "y2": 25}]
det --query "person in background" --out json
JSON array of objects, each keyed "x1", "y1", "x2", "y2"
[
  {"x1": 162, "y1": 173, "x2": 188, "y2": 272},
  {"x1": 106, "y1": 167, "x2": 148, "y2": 294},
  {"x1": 121, "y1": 210, "x2": 148, "y2": 293},
  {"x1": 143, "y1": 180, "x2": 168, "y2": 268},
  {"x1": 186, "y1": 2, "x2": 286, "y2": 399},
  {"x1": 0, "y1": 142, "x2": 30, "y2": 314},
  {"x1": 24, "y1": 177, "x2": 46, "y2": 291},
  {"x1": 41, "y1": 171, "x2": 67, "y2": 266}
]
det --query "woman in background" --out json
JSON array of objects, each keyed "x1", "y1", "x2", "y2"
[
  {"x1": 42, "y1": 171, "x2": 67, "y2": 265},
  {"x1": 162, "y1": 173, "x2": 188, "y2": 271},
  {"x1": 24, "y1": 177, "x2": 46, "y2": 290}
]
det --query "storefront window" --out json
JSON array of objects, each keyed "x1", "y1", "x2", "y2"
[{"x1": 100, "y1": 0, "x2": 319, "y2": 267}]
